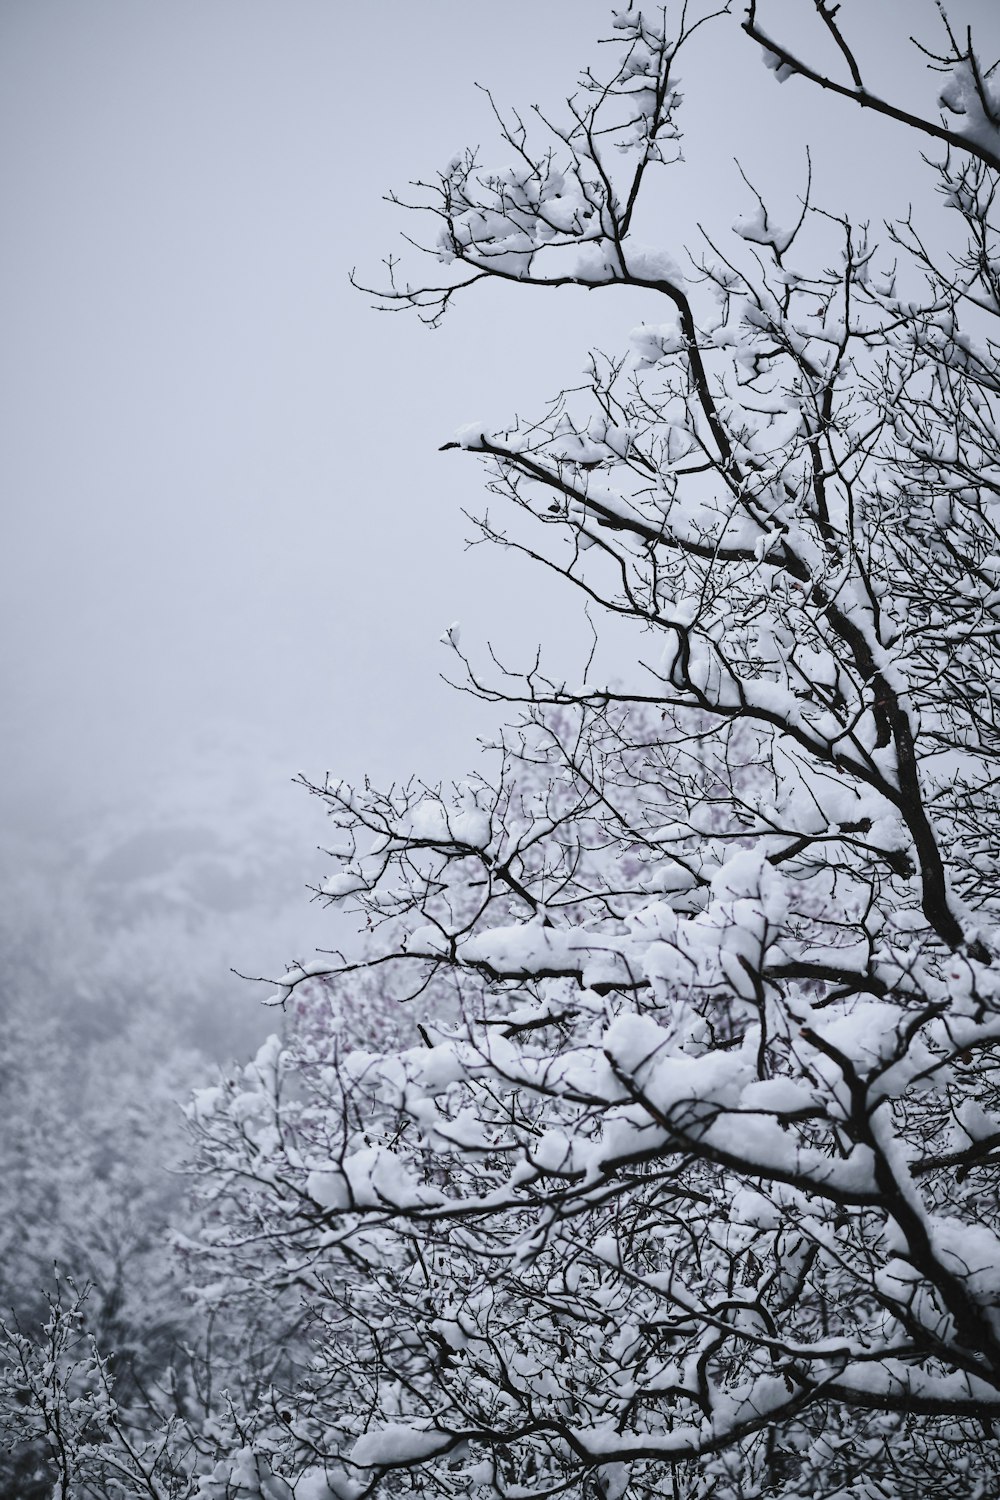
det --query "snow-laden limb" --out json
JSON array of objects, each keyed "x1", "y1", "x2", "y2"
[
  {"x1": 743, "y1": 0, "x2": 1000, "y2": 175},
  {"x1": 939, "y1": 57, "x2": 1000, "y2": 162},
  {"x1": 350, "y1": 5, "x2": 718, "y2": 326},
  {"x1": 185, "y1": 4, "x2": 1000, "y2": 1497}
]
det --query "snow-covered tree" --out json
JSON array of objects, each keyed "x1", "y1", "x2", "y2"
[
  {"x1": 0, "y1": 753, "x2": 321, "y2": 1495},
  {"x1": 0, "y1": 904, "x2": 201, "y2": 1496},
  {"x1": 191, "y1": 3, "x2": 1000, "y2": 1495},
  {"x1": 21, "y1": 2, "x2": 1000, "y2": 1495}
]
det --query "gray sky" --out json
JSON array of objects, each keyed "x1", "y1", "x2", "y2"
[{"x1": 3, "y1": 0, "x2": 997, "y2": 844}]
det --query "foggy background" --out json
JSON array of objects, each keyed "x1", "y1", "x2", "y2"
[{"x1": 2, "y1": 0, "x2": 997, "y2": 1032}]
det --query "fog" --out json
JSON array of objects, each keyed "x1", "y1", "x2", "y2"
[{"x1": 2, "y1": 0, "x2": 997, "y2": 1005}]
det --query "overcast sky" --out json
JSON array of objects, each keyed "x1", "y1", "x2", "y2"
[{"x1": 3, "y1": 0, "x2": 998, "y2": 848}]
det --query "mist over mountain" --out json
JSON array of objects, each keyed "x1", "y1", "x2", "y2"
[{"x1": 0, "y1": 728, "x2": 336, "y2": 1061}]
